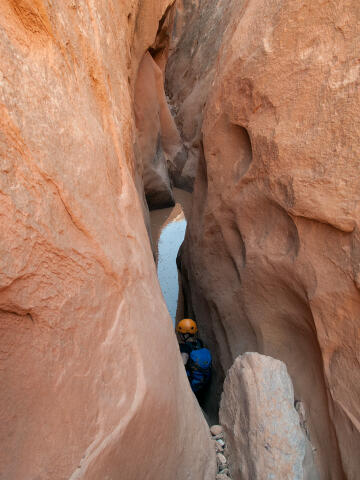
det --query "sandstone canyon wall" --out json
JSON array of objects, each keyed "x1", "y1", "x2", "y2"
[
  {"x1": 0, "y1": 1, "x2": 215, "y2": 479},
  {"x1": 166, "y1": 0, "x2": 243, "y2": 191},
  {"x1": 172, "y1": 0, "x2": 360, "y2": 479},
  {"x1": 134, "y1": 4, "x2": 187, "y2": 209},
  {"x1": 135, "y1": 51, "x2": 176, "y2": 210}
]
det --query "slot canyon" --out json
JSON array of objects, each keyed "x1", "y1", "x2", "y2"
[{"x1": 0, "y1": 1, "x2": 359, "y2": 479}]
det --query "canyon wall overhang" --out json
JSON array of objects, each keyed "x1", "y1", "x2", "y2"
[
  {"x1": 176, "y1": 0, "x2": 360, "y2": 479},
  {"x1": 0, "y1": 1, "x2": 215, "y2": 478}
]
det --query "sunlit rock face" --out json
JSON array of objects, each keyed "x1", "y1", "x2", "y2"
[
  {"x1": 0, "y1": 1, "x2": 215, "y2": 479},
  {"x1": 179, "y1": 0, "x2": 360, "y2": 478}
]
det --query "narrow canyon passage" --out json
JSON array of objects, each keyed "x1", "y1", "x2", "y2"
[
  {"x1": 149, "y1": 187, "x2": 220, "y2": 423},
  {"x1": 0, "y1": 1, "x2": 359, "y2": 479},
  {"x1": 149, "y1": 188, "x2": 192, "y2": 323}
]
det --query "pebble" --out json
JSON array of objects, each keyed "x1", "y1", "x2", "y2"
[
  {"x1": 210, "y1": 424, "x2": 231, "y2": 479},
  {"x1": 216, "y1": 438, "x2": 225, "y2": 447},
  {"x1": 216, "y1": 474, "x2": 231, "y2": 480},
  {"x1": 219, "y1": 467, "x2": 230, "y2": 475},
  {"x1": 216, "y1": 453, "x2": 227, "y2": 466},
  {"x1": 215, "y1": 442, "x2": 224, "y2": 453},
  {"x1": 210, "y1": 425, "x2": 224, "y2": 436}
]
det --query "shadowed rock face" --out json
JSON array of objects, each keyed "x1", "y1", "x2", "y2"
[
  {"x1": 134, "y1": 4, "x2": 189, "y2": 208},
  {"x1": 134, "y1": 52, "x2": 176, "y2": 209},
  {"x1": 166, "y1": 0, "x2": 244, "y2": 190},
  {"x1": 0, "y1": 1, "x2": 216, "y2": 479},
  {"x1": 177, "y1": 0, "x2": 360, "y2": 478}
]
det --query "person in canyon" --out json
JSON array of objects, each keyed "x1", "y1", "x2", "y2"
[{"x1": 176, "y1": 319, "x2": 212, "y2": 394}]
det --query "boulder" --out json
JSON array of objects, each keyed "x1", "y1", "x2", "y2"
[
  {"x1": 220, "y1": 353, "x2": 306, "y2": 480},
  {"x1": 210, "y1": 425, "x2": 223, "y2": 436}
]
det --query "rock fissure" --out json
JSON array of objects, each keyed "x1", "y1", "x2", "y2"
[{"x1": 1, "y1": 0, "x2": 359, "y2": 479}]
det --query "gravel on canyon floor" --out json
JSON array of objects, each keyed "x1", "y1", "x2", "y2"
[{"x1": 210, "y1": 425, "x2": 232, "y2": 479}]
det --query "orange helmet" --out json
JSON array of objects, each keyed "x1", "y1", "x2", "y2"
[{"x1": 176, "y1": 318, "x2": 198, "y2": 334}]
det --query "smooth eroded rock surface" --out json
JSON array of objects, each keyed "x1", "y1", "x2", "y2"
[
  {"x1": 135, "y1": 52, "x2": 175, "y2": 209},
  {"x1": 165, "y1": 0, "x2": 242, "y2": 190},
  {"x1": 0, "y1": 1, "x2": 215, "y2": 479},
  {"x1": 178, "y1": 0, "x2": 360, "y2": 478}
]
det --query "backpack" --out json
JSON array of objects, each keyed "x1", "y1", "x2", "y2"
[{"x1": 188, "y1": 348, "x2": 212, "y2": 393}]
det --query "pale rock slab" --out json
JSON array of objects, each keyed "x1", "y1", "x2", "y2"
[{"x1": 220, "y1": 353, "x2": 306, "y2": 480}]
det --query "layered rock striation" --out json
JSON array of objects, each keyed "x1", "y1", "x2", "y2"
[
  {"x1": 0, "y1": 1, "x2": 215, "y2": 479},
  {"x1": 174, "y1": 0, "x2": 360, "y2": 478}
]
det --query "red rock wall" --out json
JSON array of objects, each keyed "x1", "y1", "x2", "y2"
[
  {"x1": 134, "y1": 50, "x2": 185, "y2": 209},
  {"x1": 0, "y1": 1, "x2": 215, "y2": 478},
  {"x1": 133, "y1": 3, "x2": 188, "y2": 208},
  {"x1": 134, "y1": 52, "x2": 175, "y2": 209},
  {"x1": 177, "y1": 0, "x2": 360, "y2": 478},
  {"x1": 166, "y1": 0, "x2": 243, "y2": 190}
]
